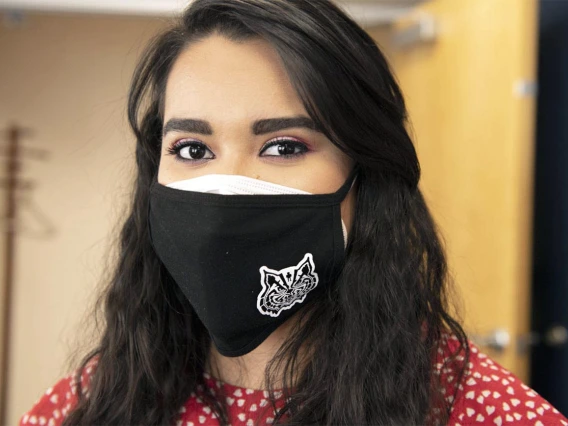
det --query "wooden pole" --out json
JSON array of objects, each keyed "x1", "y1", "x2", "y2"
[{"x1": 0, "y1": 124, "x2": 21, "y2": 425}]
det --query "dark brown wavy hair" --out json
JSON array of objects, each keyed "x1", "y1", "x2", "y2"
[{"x1": 62, "y1": 0, "x2": 469, "y2": 424}]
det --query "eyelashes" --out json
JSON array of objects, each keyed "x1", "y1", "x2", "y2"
[
  {"x1": 165, "y1": 137, "x2": 310, "y2": 164},
  {"x1": 259, "y1": 139, "x2": 310, "y2": 157},
  {"x1": 166, "y1": 141, "x2": 214, "y2": 162}
]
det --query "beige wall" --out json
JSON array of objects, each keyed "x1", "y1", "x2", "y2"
[{"x1": 0, "y1": 12, "x2": 167, "y2": 425}]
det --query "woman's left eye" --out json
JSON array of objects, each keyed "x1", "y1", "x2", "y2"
[{"x1": 260, "y1": 139, "x2": 309, "y2": 158}]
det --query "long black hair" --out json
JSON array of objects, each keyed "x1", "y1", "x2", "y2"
[{"x1": 62, "y1": 0, "x2": 469, "y2": 424}]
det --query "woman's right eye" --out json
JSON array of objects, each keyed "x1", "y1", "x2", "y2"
[{"x1": 166, "y1": 141, "x2": 215, "y2": 163}]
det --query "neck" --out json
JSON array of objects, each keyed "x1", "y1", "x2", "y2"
[{"x1": 205, "y1": 312, "x2": 301, "y2": 390}]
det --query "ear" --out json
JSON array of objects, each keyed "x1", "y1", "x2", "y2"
[
  {"x1": 266, "y1": 273, "x2": 279, "y2": 286},
  {"x1": 260, "y1": 267, "x2": 286, "y2": 290},
  {"x1": 297, "y1": 253, "x2": 315, "y2": 276}
]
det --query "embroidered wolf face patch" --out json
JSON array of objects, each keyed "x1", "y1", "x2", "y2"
[{"x1": 257, "y1": 253, "x2": 319, "y2": 317}]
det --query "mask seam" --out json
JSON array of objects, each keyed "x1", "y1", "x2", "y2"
[{"x1": 149, "y1": 198, "x2": 287, "y2": 354}]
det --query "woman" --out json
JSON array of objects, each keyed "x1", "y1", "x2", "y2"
[{"x1": 19, "y1": 0, "x2": 568, "y2": 425}]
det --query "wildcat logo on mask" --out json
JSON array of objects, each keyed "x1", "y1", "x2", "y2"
[{"x1": 257, "y1": 253, "x2": 319, "y2": 317}]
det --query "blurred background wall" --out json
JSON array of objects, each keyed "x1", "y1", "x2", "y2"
[
  {"x1": 0, "y1": 0, "x2": 566, "y2": 424},
  {"x1": 0, "y1": 12, "x2": 168, "y2": 424}
]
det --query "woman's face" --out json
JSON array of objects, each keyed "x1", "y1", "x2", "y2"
[{"x1": 159, "y1": 34, "x2": 356, "y2": 231}]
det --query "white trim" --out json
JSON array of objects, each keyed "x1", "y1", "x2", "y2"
[
  {"x1": 0, "y1": 0, "x2": 189, "y2": 16},
  {"x1": 338, "y1": 2, "x2": 420, "y2": 27},
  {"x1": 0, "y1": 0, "x2": 425, "y2": 25}
]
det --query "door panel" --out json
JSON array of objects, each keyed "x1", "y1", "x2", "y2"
[{"x1": 369, "y1": 0, "x2": 538, "y2": 381}]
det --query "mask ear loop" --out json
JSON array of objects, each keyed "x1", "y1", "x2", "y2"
[
  {"x1": 147, "y1": 178, "x2": 158, "y2": 251},
  {"x1": 340, "y1": 169, "x2": 359, "y2": 249}
]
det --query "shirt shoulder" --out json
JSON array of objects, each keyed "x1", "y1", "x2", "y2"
[
  {"x1": 19, "y1": 356, "x2": 99, "y2": 426},
  {"x1": 444, "y1": 339, "x2": 568, "y2": 426}
]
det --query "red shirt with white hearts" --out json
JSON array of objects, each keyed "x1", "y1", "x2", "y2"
[{"x1": 18, "y1": 338, "x2": 568, "y2": 426}]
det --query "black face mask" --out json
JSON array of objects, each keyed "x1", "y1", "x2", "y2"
[{"x1": 148, "y1": 167, "x2": 358, "y2": 357}]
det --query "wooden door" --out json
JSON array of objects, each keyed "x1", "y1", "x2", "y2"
[{"x1": 369, "y1": 0, "x2": 539, "y2": 381}]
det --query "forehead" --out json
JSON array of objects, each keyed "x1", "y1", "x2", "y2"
[{"x1": 163, "y1": 34, "x2": 307, "y2": 121}]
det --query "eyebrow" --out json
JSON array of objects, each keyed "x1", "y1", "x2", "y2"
[{"x1": 162, "y1": 116, "x2": 322, "y2": 138}]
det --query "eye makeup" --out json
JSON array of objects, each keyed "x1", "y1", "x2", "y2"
[
  {"x1": 166, "y1": 140, "x2": 215, "y2": 164},
  {"x1": 259, "y1": 136, "x2": 310, "y2": 158},
  {"x1": 165, "y1": 135, "x2": 312, "y2": 164}
]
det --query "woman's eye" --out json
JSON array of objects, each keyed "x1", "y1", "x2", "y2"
[
  {"x1": 260, "y1": 139, "x2": 309, "y2": 158},
  {"x1": 166, "y1": 141, "x2": 215, "y2": 162}
]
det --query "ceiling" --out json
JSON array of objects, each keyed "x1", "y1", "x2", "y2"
[{"x1": 0, "y1": 0, "x2": 426, "y2": 27}]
